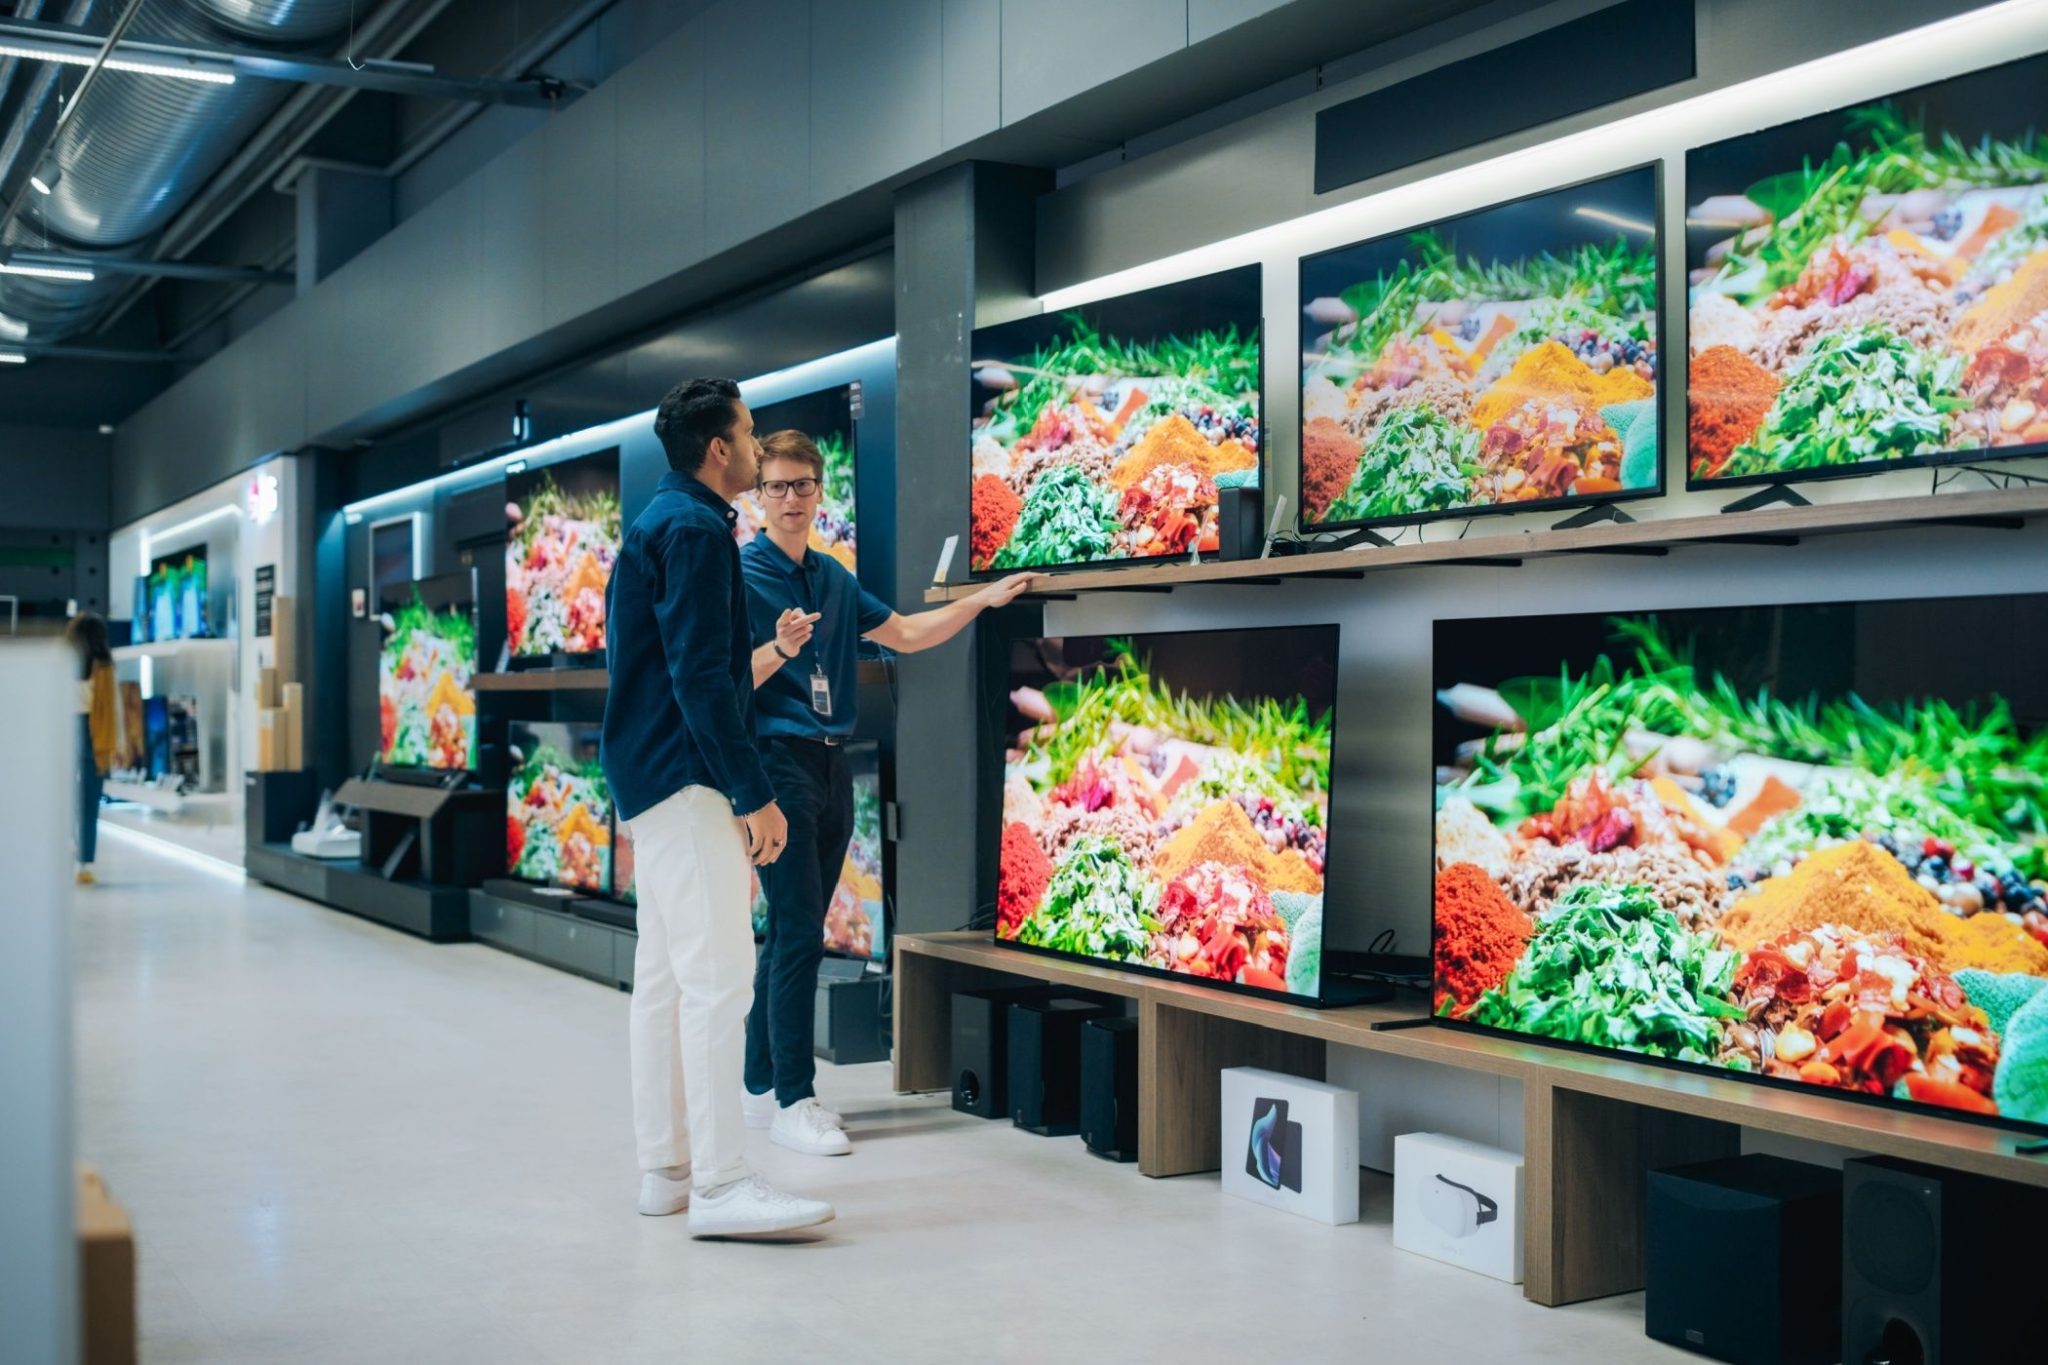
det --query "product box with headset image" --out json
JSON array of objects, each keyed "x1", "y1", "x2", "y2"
[
  {"x1": 1392, "y1": 1131, "x2": 1524, "y2": 1283},
  {"x1": 1219, "y1": 1067, "x2": 1359, "y2": 1225}
]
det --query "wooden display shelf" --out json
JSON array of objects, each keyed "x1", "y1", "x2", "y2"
[
  {"x1": 922, "y1": 484, "x2": 2048, "y2": 602},
  {"x1": 475, "y1": 659, "x2": 893, "y2": 692},
  {"x1": 895, "y1": 930, "x2": 2048, "y2": 1307}
]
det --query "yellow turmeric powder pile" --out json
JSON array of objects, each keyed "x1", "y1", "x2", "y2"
[
  {"x1": 1109, "y1": 413, "x2": 1256, "y2": 490},
  {"x1": 1718, "y1": 840, "x2": 1955, "y2": 964},
  {"x1": 1154, "y1": 800, "x2": 1320, "y2": 894},
  {"x1": 1470, "y1": 341, "x2": 1653, "y2": 431}
]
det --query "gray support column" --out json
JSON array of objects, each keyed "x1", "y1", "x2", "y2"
[
  {"x1": 294, "y1": 164, "x2": 394, "y2": 297},
  {"x1": 889, "y1": 161, "x2": 1049, "y2": 937}
]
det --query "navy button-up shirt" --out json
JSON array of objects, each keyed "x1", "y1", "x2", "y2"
[
  {"x1": 601, "y1": 471, "x2": 775, "y2": 821},
  {"x1": 740, "y1": 535, "x2": 892, "y2": 742}
]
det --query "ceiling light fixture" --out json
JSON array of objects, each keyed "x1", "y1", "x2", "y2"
[
  {"x1": 27, "y1": 164, "x2": 56, "y2": 196},
  {"x1": 0, "y1": 352, "x2": 28, "y2": 364},
  {"x1": 0, "y1": 258, "x2": 94, "y2": 282},
  {"x1": 0, "y1": 42, "x2": 235, "y2": 85}
]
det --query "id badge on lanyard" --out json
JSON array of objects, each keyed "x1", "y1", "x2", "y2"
[{"x1": 810, "y1": 665, "x2": 833, "y2": 718}]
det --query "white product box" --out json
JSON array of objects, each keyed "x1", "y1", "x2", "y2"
[
  {"x1": 1393, "y1": 1132, "x2": 1524, "y2": 1284},
  {"x1": 1220, "y1": 1067, "x2": 1359, "y2": 1226}
]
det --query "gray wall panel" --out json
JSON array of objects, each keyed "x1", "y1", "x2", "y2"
[
  {"x1": 0, "y1": 427, "x2": 110, "y2": 531},
  {"x1": 704, "y1": 0, "x2": 812, "y2": 253},
  {"x1": 478, "y1": 144, "x2": 549, "y2": 355},
  {"x1": 811, "y1": 0, "x2": 944, "y2": 204},
  {"x1": 1000, "y1": 0, "x2": 1186, "y2": 124},
  {"x1": 940, "y1": 0, "x2": 1001, "y2": 145},
  {"x1": 541, "y1": 83, "x2": 622, "y2": 327},
  {"x1": 1188, "y1": 0, "x2": 1289, "y2": 42},
  {"x1": 614, "y1": 17, "x2": 709, "y2": 294}
]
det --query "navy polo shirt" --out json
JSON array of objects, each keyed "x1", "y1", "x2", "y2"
[
  {"x1": 601, "y1": 472, "x2": 776, "y2": 821},
  {"x1": 740, "y1": 536, "x2": 893, "y2": 741}
]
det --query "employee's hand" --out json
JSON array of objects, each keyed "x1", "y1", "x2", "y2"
[
  {"x1": 742, "y1": 801, "x2": 789, "y2": 866},
  {"x1": 972, "y1": 573, "x2": 1036, "y2": 611},
  {"x1": 774, "y1": 608, "x2": 820, "y2": 658}
]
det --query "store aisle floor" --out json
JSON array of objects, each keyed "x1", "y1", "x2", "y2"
[{"x1": 74, "y1": 837, "x2": 1689, "y2": 1365}]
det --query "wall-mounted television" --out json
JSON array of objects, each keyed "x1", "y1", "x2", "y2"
[
  {"x1": 506, "y1": 721, "x2": 613, "y2": 895},
  {"x1": 147, "y1": 549, "x2": 208, "y2": 642},
  {"x1": 996, "y1": 625, "x2": 1336, "y2": 1004},
  {"x1": 1433, "y1": 593, "x2": 2048, "y2": 1134},
  {"x1": 968, "y1": 266, "x2": 1263, "y2": 574},
  {"x1": 1300, "y1": 165, "x2": 1663, "y2": 529},
  {"x1": 505, "y1": 448, "x2": 621, "y2": 660},
  {"x1": 746, "y1": 739, "x2": 887, "y2": 962},
  {"x1": 377, "y1": 572, "x2": 478, "y2": 772},
  {"x1": 1686, "y1": 52, "x2": 2048, "y2": 490},
  {"x1": 735, "y1": 385, "x2": 858, "y2": 576}
]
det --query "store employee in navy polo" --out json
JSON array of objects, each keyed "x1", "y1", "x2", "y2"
[{"x1": 738, "y1": 428, "x2": 1032, "y2": 1156}]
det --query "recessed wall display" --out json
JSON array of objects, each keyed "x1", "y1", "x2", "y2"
[
  {"x1": 377, "y1": 572, "x2": 478, "y2": 772},
  {"x1": 734, "y1": 385, "x2": 858, "y2": 576},
  {"x1": 1432, "y1": 594, "x2": 2048, "y2": 1133},
  {"x1": 147, "y1": 549, "x2": 209, "y2": 642},
  {"x1": 506, "y1": 721, "x2": 613, "y2": 895},
  {"x1": 968, "y1": 266, "x2": 1263, "y2": 573},
  {"x1": 1299, "y1": 165, "x2": 1663, "y2": 530},
  {"x1": 996, "y1": 625, "x2": 1335, "y2": 1004},
  {"x1": 1687, "y1": 53, "x2": 2048, "y2": 489},
  {"x1": 505, "y1": 448, "x2": 621, "y2": 660}
]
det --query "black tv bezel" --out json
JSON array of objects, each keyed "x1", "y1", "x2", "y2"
[
  {"x1": 1427, "y1": 592, "x2": 2048, "y2": 1141},
  {"x1": 375, "y1": 569, "x2": 481, "y2": 775},
  {"x1": 1682, "y1": 50, "x2": 2048, "y2": 494},
  {"x1": 965, "y1": 263, "x2": 1267, "y2": 580},
  {"x1": 993, "y1": 621, "x2": 1340, "y2": 1008},
  {"x1": 504, "y1": 445, "x2": 623, "y2": 662},
  {"x1": 742, "y1": 383, "x2": 861, "y2": 581},
  {"x1": 1298, "y1": 160, "x2": 1669, "y2": 536},
  {"x1": 504, "y1": 718, "x2": 615, "y2": 898}
]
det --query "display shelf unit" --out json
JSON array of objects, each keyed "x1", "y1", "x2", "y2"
[
  {"x1": 111, "y1": 638, "x2": 237, "y2": 662},
  {"x1": 469, "y1": 887, "x2": 634, "y2": 989},
  {"x1": 475, "y1": 659, "x2": 894, "y2": 692},
  {"x1": 895, "y1": 931, "x2": 2048, "y2": 1307},
  {"x1": 922, "y1": 485, "x2": 2048, "y2": 601},
  {"x1": 246, "y1": 843, "x2": 473, "y2": 941}
]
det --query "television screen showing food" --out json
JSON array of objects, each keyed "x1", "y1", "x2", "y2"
[
  {"x1": 1433, "y1": 594, "x2": 2048, "y2": 1132},
  {"x1": 1687, "y1": 54, "x2": 2048, "y2": 487},
  {"x1": 969, "y1": 266, "x2": 1263, "y2": 573},
  {"x1": 615, "y1": 819, "x2": 637, "y2": 906},
  {"x1": 1300, "y1": 167, "x2": 1662, "y2": 528},
  {"x1": 376, "y1": 573, "x2": 477, "y2": 771},
  {"x1": 996, "y1": 626, "x2": 1335, "y2": 1002},
  {"x1": 734, "y1": 385, "x2": 858, "y2": 575},
  {"x1": 746, "y1": 741, "x2": 887, "y2": 961},
  {"x1": 506, "y1": 448, "x2": 621, "y2": 658},
  {"x1": 147, "y1": 550, "x2": 208, "y2": 642},
  {"x1": 506, "y1": 721, "x2": 612, "y2": 894}
]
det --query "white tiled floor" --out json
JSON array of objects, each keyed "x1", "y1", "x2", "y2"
[{"x1": 73, "y1": 836, "x2": 1692, "y2": 1365}]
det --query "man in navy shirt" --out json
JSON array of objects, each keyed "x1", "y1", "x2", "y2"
[
  {"x1": 602, "y1": 378, "x2": 833, "y2": 1238},
  {"x1": 737, "y1": 428, "x2": 1032, "y2": 1155}
]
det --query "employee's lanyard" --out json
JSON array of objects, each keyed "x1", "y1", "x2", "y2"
[{"x1": 788, "y1": 552, "x2": 833, "y2": 719}]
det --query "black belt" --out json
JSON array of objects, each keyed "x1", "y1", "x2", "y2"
[{"x1": 773, "y1": 733, "x2": 844, "y2": 748}]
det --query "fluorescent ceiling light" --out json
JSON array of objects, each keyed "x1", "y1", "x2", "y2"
[
  {"x1": 0, "y1": 352, "x2": 26, "y2": 364},
  {"x1": 0, "y1": 260, "x2": 94, "y2": 282},
  {"x1": 0, "y1": 41, "x2": 234, "y2": 85},
  {"x1": 27, "y1": 173, "x2": 52, "y2": 196},
  {"x1": 1573, "y1": 206, "x2": 1654, "y2": 235}
]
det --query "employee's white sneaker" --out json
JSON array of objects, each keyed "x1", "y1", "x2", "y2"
[
  {"x1": 771, "y1": 1096, "x2": 852, "y2": 1156},
  {"x1": 687, "y1": 1175, "x2": 835, "y2": 1238},
  {"x1": 743, "y1": 1089, "x2": 777, "y2": 1130},
  {"x1": 636, "y1": 1168, "x2": 691, "y2": 1217}
]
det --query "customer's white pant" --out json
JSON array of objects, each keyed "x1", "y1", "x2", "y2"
[{"x1": 627, "y1": 785, "x2": 755, "y2": 1188}]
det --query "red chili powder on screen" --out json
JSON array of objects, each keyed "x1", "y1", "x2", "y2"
[
  {"x1": 971, "y1": 475, "x2": 1023, "y2": 569},
  {"x1": 997, "y1": 822, "x2": 1053, "y2": 936},
  {"x1": 1433, "y1": 861, "x2": 1532, "y2": 1016},
  {"x1": 1300, "y1": 417, "x2": 1363, "y2": 524}
]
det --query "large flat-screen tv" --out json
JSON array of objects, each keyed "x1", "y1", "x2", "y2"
[
  {"x1": 505, "y1": 448, "x2": 621, "y2": 659},
  {"x1": 1686, "y1": 53, "x2": 2048, "y2": 490},
  {"x1": 1432, "y1": 594, "x2": 2048, "y2": 1133},
  {"x1": 147, "y1": 549, "x2": 208, "y2": 642},
  {"x1": 968, "y1": 266, "x2": 1263, "y2": 574},
  {"x1": 745, "y1": 739, "x2": 888, "y2": 962},
  {"x1": 1300, "y1": 165, "x2": 1663, "y2": 529},
  {"x1": 735, "y1": 385, "x2": 858, "y2": 576},
  {"x1": 377, "y1": 572, "x2": 478, "y2": 771},
  {"x1": 996, "y1": 625, "x2": 1336, "y2": 1003},
  {"x1": 506, "y1": 721, "x2": 613, "y2": 895}
]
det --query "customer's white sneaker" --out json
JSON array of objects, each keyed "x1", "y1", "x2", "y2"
[
  {"x1": 636, "y1": 1169, "x2": 691, "y2": 1217},
  {"x1": 743, "y1": 1088, "x2": 777, "y2": 1130},
  {"x1": 687, "y1": 1175, "x2": 835, "y2": 1238},
  {"x1": 771, "y1": 1096, "x2": 852, "y2": 1156}
]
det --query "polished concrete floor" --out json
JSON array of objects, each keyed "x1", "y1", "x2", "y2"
[{"x1": 74, "y1": 836, "x2": 1692, "y2": 1365}]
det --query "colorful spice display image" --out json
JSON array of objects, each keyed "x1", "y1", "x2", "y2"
[
  {"x1": 1300, "y1": 167, "x2": 1661, "y2": 528},
  {"x1": 969, "y1": 266, "x2": 1262, "y2": 571},
  {"x1": 1687, "y1": 55, "x2": 2048, "y2": 485},
  {"x1": 505, "y1": 449, "x2": 621, "y2": 657},
  {"x1": 1433, "y1": 596, "x2": 2048, "y2": 1129},
  {"x1": 506, "y1": 722, "x2": 612, "y2": 895},
  {"x1": 733, "y1": 385, "x2": 858, "y2": 574},
  {"x1": 748, "y1": 742, "x2": 887, "y2": 960},
  {"x1": 147, "y1": 549, "x2": 208, "y2": 642},
  {"x1": 997, "y1": 627, "x2": 1336, "y2": 1001},
  {"x1": 376, "y1": 575, "x2": 477, "y2": 771}
]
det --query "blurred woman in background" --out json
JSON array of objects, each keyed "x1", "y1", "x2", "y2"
[{"x1": 67, "y1": 612, "x2": 116, "y2": 885}]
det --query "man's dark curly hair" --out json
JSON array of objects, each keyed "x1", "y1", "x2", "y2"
[{"x1": 653, "y1": 377, "x2": 742, "y2": 473}]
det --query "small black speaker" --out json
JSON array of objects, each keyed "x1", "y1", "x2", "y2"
[
  {"x1": 1646, "y1": 1154, "x2": 1842, "y2": 1365},
  {"x1": 814, "y1": 972, "x2": 887, "y2": 1065},
  {"x1": 1009, "y1": 997, "x2": 1120, "y2": 1135},
  {"x1": 950, "y1": 985, "x2": 1051, "y2": 1119},
  {"x1": 1842, "y1": 1156, "x2": 2043, "y2": 1365},
  {"x1": 1079, "y1": 1016, "x2": 1139, "y2": 1162},
  {"x1": 1217, "y1": 485, "x2": 1265, "y2": 561}
]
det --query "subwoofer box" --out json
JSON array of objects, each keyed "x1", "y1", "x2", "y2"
[
  {"x1": 1009, "y1": 996, "x2": 1122, "y2": 1136},
  {"x1": 950, "y1": 985, "x2": 1052, "y2": 1119},
  {"x1": 1079, "y1": 1015, "x2": 1140, "y2": 1162}
]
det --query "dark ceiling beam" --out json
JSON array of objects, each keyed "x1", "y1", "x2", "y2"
[
  {"x1": 0, "y1": 16, "x2": 572, "y2": 107},
  {"x1": 5, "y1": 251, "x2": 292, "y2": 285}
]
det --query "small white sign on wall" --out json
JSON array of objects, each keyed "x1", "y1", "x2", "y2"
[{"x1": 1220, "y1": 1067, "x2": 1359, "y2": 1225}]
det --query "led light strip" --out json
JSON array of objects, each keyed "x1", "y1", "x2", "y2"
[
  {"x1": 0, "y1": 42, "x2": 235, "y2": 85},
  {"x1": 0, "y1": 260, "x2": 95, "y2": 282},
  {"x1": 97, "y1": 820, "x2": 247, "y2": 884}
]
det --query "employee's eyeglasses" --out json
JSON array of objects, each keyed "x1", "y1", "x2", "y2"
[{"x1": 759, "y1": 478, "x2": 820, "y2": 499}]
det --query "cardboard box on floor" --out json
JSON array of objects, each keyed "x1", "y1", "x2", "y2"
[
  {"x1": 257, "y1": 666, "x2": 281, "y2": 710},
  {"x1": 271, "y1": 595, "x2": 298, "y2": 682},
  {"x1": 281, "y1": 683, "x2": 304, "y2": 772},
  {"x1": 257, "y1": 708, "x2": 282, "y2": 771},
  {"x1": 78, "y1": 1164, "x2": 136, "y2": 1365}
]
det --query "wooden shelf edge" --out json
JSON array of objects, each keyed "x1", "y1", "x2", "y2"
[{"x1": 922, "y1": 485, "x2": 2048, "y2": 602}]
